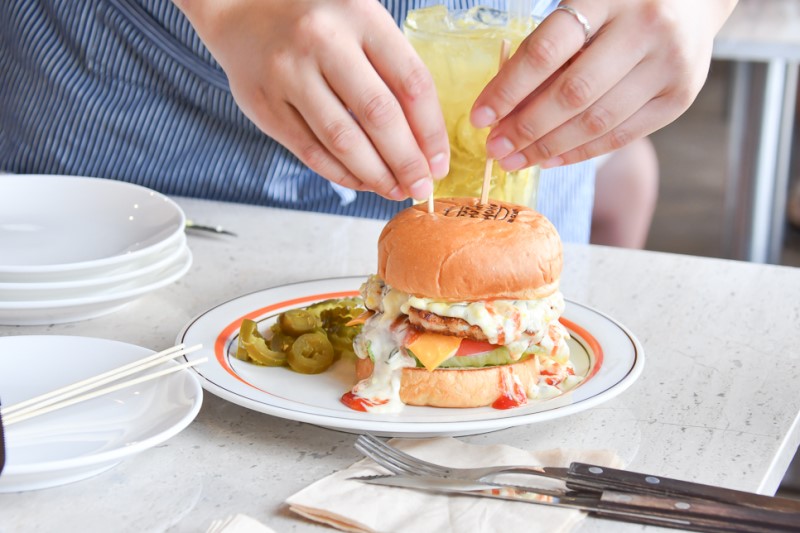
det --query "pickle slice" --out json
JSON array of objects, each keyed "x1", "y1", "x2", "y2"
[
  {"x1": 238, "y1": 319, "x2": 287, "y2": 367},
  {"x1": 278, "y1": 309, "x2": 320, "y2": 336},
  {"x1": 287, "y1": 332, "x2": 334, "y2": 374}
]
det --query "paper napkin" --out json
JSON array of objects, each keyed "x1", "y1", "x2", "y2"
[
  {"x1": 206, "y1": 514, "x2": 276, "y2": 533},
  {"x1": 286, "y1": 437, "x2": 624, "y2": 533}
]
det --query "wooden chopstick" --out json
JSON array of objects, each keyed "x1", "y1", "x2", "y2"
[{"x1": 1, "y1": 343, "x2": 205, "y2": 427}]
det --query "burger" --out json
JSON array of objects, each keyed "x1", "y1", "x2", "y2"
[{"x1": 341, "y1": 197, "x2": 580, "y2": 413}]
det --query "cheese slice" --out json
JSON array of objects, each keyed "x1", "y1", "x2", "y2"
[{"x1": 406, "y1": 332, "x2": 462, "y2": 371}]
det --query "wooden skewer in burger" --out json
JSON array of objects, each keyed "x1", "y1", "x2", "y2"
[
  {"x1": 481, "y1": 38, "x2": 512, "y2": 205},
  {"x1": 342, "y1": 197, "x2": 580, "y2": 413},
  {"x1": 424, "y1": 38, "x2": 511, "y2": 213}
]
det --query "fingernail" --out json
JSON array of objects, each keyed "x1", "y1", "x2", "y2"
[
  {"x1": 486, "y1": 136, "x2": 515, "y2": 159},
  {"x1": 540, "y1": 156, "x2": 564, "y2": 169},
  {"x1": 499, "y1": 152, "x2": 528, "y2": 172},
  {"x1": 388, "y1": 185, "x2": 407, "y2": 201},
  {"x1": 429, "y1": 152, "x2": 449, "y2": 180},
  {"x1": 408, "y1": 178, "x2": 433, "y2": 201},
  {"x1": 472, "y1": 106, "x2": 497, "y2": 128}
]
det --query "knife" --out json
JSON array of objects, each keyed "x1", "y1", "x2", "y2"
[
  {"x1": 351, "y1": 474, "x2": 800, "y2": 533},
  {"x1": 366, "y1": 459, "x2": 800, "y2": 514},
  {"x1": 563, "y1": 462, "x2": 800, "y2": 514}
]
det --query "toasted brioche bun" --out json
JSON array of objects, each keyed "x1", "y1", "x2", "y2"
[
  {"x1": 378, "y1": 197, "x2": 562, "y2": 301},
  {"x1": 355, "y1": 356, "x2": 539, "y2": 408}
]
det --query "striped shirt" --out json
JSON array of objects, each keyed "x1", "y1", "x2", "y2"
[{"x1": 0, "y1": 0, "x2": 594, "y2": 243}]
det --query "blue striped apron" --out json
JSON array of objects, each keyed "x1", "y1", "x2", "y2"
[{"x1": 0, "y1": 0, "x2": 594, "y2": 243}]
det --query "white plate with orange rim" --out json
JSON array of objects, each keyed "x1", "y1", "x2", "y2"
[{"x1": 178, "y1": 276, "x2": 644, "y2": 437}]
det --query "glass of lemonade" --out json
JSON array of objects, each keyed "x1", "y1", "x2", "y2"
[{"x1": 404, "y1": 5, "x2": 540, "y2": 207}]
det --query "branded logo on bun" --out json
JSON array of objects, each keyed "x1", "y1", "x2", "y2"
[
  {"x1": 341, "y1": 197, "x2": 581, "y2": 413},
  {"x1": 442, "y1": 202, "x2": 519, "y2": 222}
]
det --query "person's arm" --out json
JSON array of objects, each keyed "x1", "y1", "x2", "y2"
[
  {"x1": 471, "y1": 0, "x2": 738, "y2": 171},
  {"x1": 173, "y1": 0, "x2": 449, "y2": 201}
]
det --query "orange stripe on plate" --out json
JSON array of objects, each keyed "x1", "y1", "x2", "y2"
[
  {"x1": 214, "y1": 292, "x2": 603, "y2": 392},
  {"x1": 560, "y1": 317, "x2": 603, "y2": 380},
  {"x1": 214, "y1": 290, "x2": 359, "y2": 387}
]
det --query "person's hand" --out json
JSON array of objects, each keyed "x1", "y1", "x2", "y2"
[
  {"x1": 471, "y1": 0, "x2": 738, "y2": 171},
  {"x1": 173, "y1": 0, "x2": 449, "y2": 200}
]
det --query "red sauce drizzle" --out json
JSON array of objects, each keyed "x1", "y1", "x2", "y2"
[
  {"x1": 509, "y1": 306, "x2": 521, "y2": 332},
  {"x1": 549, "y1": 324, "x2": 561, "y2": 356},
  {"x1": 540, "y1": 366, "x2": 574, "y2": 386},
  {"x1": 485, "y1": 303, "x2": 506, "y2": 345},
  {"x1": 341, "y1": 391, "x2": 389, "y2": 412},
  {"x1": 492, "y1": 369, "x2": 528, "y2": 410}
]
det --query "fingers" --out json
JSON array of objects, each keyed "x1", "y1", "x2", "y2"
[
  {"x1": 321, "y1": 41, "x2": 438, "y2": 200},
  {"x1": 280, "y1": 5, "x2": 447, "y2": 202},
  {"x1": 484, "y1": 11, "x2": 648, "y2": 165},
  {"x1": 364, "y1": 23, "x2": 450, "y2": 182},
  {"x1": 543, "y1": 95, "x2": 682, "y2": 167},
  {"x1": 250, "y1": 95, "x2": 368, "y2": 194},
  {"x1": 497, "y1": 58, "x2": 663, "y2": 171},
  {"x1": 286, "y1": 64, "x2": 411, "y2": 200},
  {"x1": 221, "y1": 2, "x2": 449, "y2": 201},
  {"x1": 470, "y1": 1, "x2": 607, "y2": 129},
  {"x1": 471, "y1": 0, "x2": 716, "y2": 173}
]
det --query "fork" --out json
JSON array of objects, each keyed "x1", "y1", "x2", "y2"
[
  {"x1": 354, "y1": 434, "x2": 566, "y2": 483},
  {"x1": 353, "y1": 434, "x2": 800, "y2": 514}
]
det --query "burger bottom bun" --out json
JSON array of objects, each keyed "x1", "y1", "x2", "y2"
[{"x1": 355, "y1": 356, "x2": 540, "y2": 408}]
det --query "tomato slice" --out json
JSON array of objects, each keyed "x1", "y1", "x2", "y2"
[{"x1": 455, "y1": 339, "x2": 498, "y2": 357}]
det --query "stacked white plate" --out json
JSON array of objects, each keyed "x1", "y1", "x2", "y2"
[{"x1": 0, "y1": 175, "x2": 192, "y2": 325}]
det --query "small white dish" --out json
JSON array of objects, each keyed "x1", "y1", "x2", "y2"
[
  {"x1": 0, "y1": 246, "x2": 192, "y2": 325},
  {"x1": 0, "y1": 230, "x2": 185, "y2": 284},
  {"x1": 0, "y1": 336, "x2": 203, "y2": 492},
  {"x1": 0, "y1": 234, "x2": 187, "y2": 301},
  {"x1": 0, "y1": 175, "x2": 185, "y2": 274}
]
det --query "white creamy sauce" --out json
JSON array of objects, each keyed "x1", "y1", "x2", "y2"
[
  {"x1": 527, "y1": 373, "x2": 583, "y2": 400},
  {"x1": 350, "y1": 277, "x2": 580, "y2": 412},
  {"x1": 403, "y1": 292, "x2": 565, "y2": 354},
  {"x1": 350, "y1": 347, "x2": 415, "y2": 414},
  {"x1": 352, "y1": 284, "x2": 416, "y2": 413},
  {"x1": 525, "y1": 345, "x2": 582, "y2": 400}
]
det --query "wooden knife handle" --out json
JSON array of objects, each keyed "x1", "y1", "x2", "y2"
[
  {"x1": 568, "y1": 462, "x2": 800, "y2": 513},
  {"x1": 596, "y1": 490, "x2": 800, "y2": 532}
]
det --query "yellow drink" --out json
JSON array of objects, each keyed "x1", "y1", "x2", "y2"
[{"x1": 404, "y1": 5, "x2": 540, "y2": 206}]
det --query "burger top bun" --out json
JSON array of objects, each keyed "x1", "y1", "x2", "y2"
[{"x1": 378, "y1": 197, "x2": 562, "y2": 301}]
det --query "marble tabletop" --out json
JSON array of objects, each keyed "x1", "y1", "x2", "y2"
[{"x1": 1, "y1": 197, "x2": 799, "y2": 532}]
